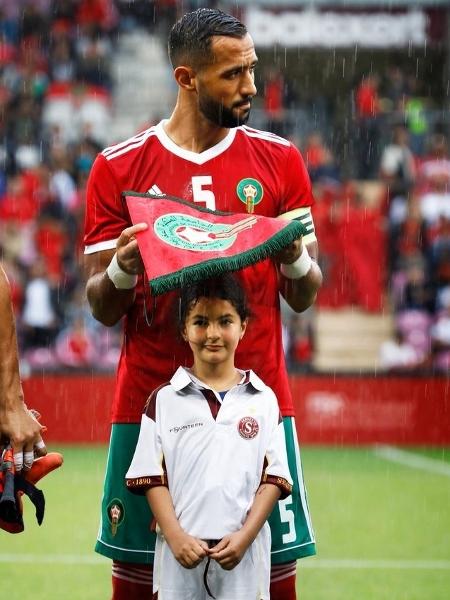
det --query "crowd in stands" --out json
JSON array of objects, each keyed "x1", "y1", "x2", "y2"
[
  {"x1": 378, "y1": 130, "x2": 450, "y2": 375},
  {"x1": 0, "y1": 0, "x2": 120, "y2": 372},
  {"x1": 0, "y1": 3, "x2": 448, "y2": 375}
]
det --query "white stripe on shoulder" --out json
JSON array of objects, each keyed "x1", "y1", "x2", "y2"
[
  {"x1": 242, "y1": 125, "x2": 280, "y2": 138},
  {"x1": 84, "y1": 239, "x2": 118, "y2": 254},
  {"x1": 240, "y1": 125, "x2": 290, "y2": 147},
  {"x1": 102, "y1": 127, "x2": 153, "y2": 156},
  {"x1": 102, "y1": 128, "x2": 157, "y2": 161}
]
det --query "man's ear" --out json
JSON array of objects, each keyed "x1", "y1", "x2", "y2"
[{"x1": 174, "y1": 66, "x2": 196, "y2": 91}]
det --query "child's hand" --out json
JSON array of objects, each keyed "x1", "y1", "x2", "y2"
[
  {"x1": 167, "y1": 530, "x2": 209, "y2": 569},
  {"x1": 208, "y1": 531, "x2": 250, "y2": 570}
]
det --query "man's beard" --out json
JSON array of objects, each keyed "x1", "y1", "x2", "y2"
[{"x1": 199, "y1": 93, "x2": 252, "y2": 128}]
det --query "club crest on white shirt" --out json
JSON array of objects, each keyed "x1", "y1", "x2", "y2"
[{"x1": 237, "y1": 416, "x2": 259, "y2": 439}]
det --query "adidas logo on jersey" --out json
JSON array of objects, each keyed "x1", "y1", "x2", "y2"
[{"x1": 148, "y1": 184, "x2": 164, "y2": 196}]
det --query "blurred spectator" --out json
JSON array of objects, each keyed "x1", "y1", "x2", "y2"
[
  {"x1": 287, "y1": 312, "x2": 314, "y2": 373},
  {"x1": 419, "y1": 174, "x2": 450, "y2": 227},
  {"x1": 55, "y1": 314, "x2": 99, "y2": 368},
  {"x1": 20, "y1": 259, "x2": 60, "y2": 351},
  {"x1": 428, "y1": 217, "x2": 450, "y2": 301},
  {"x1": 430, "y1": 302, "x2": 450, "y2": 373},
  {"x1": 355, "y1": 73, "x2": 382, "y2": 179},
  {"x1": 0, "y1": 8, "x2": 19, "y2": 45},
  {"x1": 398, "y1": 259, "x2": 435, "y2": 313},
  {"x1": 10, "y1": 92, "x2": 42, "y2": 165},
  {"x1": 418, "y1": 133, "x2": 450, "y2": 189},
  {"x1": 304, "y1": 132, "x2": 340, "y2": 184},
  {"x1": 19, "y1": 2, "x2": 49, "y2": 42},
  {"x1": 48, "y1": 22, "x2": 76, "y2": 83},
  {"x1": 263, "y1": 67, "x2": 295, "y2": 137},
  {"x1": 75, "y1": 22, "x2": 113, "y2": 90},
  {"x1": 379, "y1": 328, "x2": 425, "y2": 373},
  {"x1": 379, "y1": 124, "x2": 416, "y2": 213},
  {"x1": 51, "y1": 0, "x2": 77, "y2": 22},
  {"x1": 380, "y1": 65, "x2": 407, "y2": 112},
  {"x1": 403, "y1": 76, "x2": 430, "y2": 157},
  {"x1": 395, "y1": 308, "x2": 432, "y2": 360}
]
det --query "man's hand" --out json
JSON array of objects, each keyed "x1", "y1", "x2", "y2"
[
  {"x1": 85, "y1": 223, "x2": 148, "y2": 326},
  {"x1": 0, "y1": 404, "x2": 46, "y2": 472},
  {"x1": 209, "y1": 531, "x2": 250, "y2": 570},
  {"x1": 275, "y1": 237, "x2": 303, "y2": 265},
  {"x1": 166, "y1": 529, "x2": 209, "y2": 569},
  {"x1": 115, "y1": 223, "x2": 148, "y2": 275}
]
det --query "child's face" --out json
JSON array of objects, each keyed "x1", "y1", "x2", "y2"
[{"x1": 182, "y1": 297, "x2": 247, "y2": 367}]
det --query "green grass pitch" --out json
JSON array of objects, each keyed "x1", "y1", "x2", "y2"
[{"x1": 1, "y1": 446, "x2": 449, "y2": 599}]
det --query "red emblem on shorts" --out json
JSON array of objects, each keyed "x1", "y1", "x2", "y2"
[{"x1": 238, "y1": 416, "x2": 259, "y2": 439}]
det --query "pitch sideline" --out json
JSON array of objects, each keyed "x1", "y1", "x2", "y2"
[{"x1": 373, "y1": 445, "x2": 450, "y2": 477}]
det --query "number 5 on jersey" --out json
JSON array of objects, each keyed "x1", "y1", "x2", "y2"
[{"x1": 192, "y1": 176, "x2": 216, "y2": 210}]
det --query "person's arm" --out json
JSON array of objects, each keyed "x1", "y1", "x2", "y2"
[
  {"x1": 275, "y1": 144, "x2": 323, "y2": 313},
  {"x1": 209, "y1": 483, "x2": 281, "y2": 570},
  {"x1": 84, "y1": 223, "x2": 148, "y2": 326},
  {"x1": 146, "y1": 486, "x2": 209, "y2": 568},
  {"x1": 0, "y1": 267, "x2": 45, "y2": 470},
  {"x1": 277, "y1": 238, "x2": 323, "y2": 313}
]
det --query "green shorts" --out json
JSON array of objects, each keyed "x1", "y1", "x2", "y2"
[{"x1": 95, "y1": 418, "x2": 316, "y2": 564}]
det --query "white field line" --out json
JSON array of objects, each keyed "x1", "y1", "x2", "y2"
[
  {"x1": 301, "y1": 559, "x2": 450, "y2": 570},
  {"x1": 0, "y1": 554, "x2": 107, "y2": 565},
  {"x1": 0, "y1": 554, "x2": 449, "y2": 570},
  {"x1": 373, "y1": 445, "x2": 450, "y2": 477}
]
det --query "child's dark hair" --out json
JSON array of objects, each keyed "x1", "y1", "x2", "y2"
[{"x1": 179, "y1": 273, "x2": 250, "y2": 327}]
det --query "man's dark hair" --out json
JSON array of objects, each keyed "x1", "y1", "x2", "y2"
[
  {"x1": 168, "y1": 8, "x2": 247, "y2": 69},
  {"x1": 179, "y1": 272, "x2": 250, "y2": 328}
]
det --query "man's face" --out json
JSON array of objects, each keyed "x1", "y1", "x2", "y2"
[{"x1": 195, "y1": 33, "x2": 258, "y2": 128}]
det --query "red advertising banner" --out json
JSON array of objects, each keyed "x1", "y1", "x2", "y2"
[
  {"x1": 22, "y1": 375, "x2": 449, "y2": 445},
  {"x1": 292, "y1": 376, "x2": 450, "y2": 445}
]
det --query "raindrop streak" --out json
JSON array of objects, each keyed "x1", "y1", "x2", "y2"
[{"x1": 342, "y1": 58, "x2": 346, "y2": 79}]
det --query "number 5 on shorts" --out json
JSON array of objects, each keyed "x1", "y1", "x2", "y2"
[{"x1": 279, "y1": 496, "x2": 297, "y2": 544}]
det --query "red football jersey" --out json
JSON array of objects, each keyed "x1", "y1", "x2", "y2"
[{"x1": 84, "y1": 121, "x2": 314, "y2": 422}]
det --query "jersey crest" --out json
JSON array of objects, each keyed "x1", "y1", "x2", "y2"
[
  {"x1": 238, "y1": 416, "x2": 259, "y2": 439},
  {"x1": 107, "y1": 498, "x2": 125, "y2": 536},
  {"x1": 236, "y1": 178, "x2": 264, "y2": 214}
]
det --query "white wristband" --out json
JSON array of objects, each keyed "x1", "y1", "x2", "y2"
[
  {"x1": 280, "y1": 246, "x2": 312, "y2": 279},
  {"x1": 106, "y1": 253, "x2": 138, "y2": 289}
]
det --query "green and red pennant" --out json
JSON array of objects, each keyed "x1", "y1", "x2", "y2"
[{"x1": 124, "y1": 192, "x2": 306, "y2": 296}]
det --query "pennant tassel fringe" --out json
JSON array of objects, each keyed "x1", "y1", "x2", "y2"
[{"x1": 149, "y1": 221, "x2": 305, "y2": 296}]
